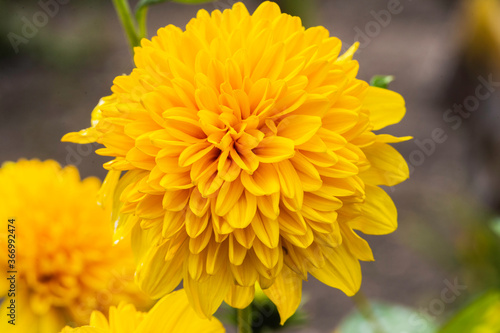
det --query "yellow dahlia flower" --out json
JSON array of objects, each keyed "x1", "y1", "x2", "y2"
[
  {"x1": 0, "y1": 160, "x2": 149, "y2": 332},
  {"x1": 63, "y1": 1, "x2": 410, "y2": 324},
  {"x1": 60, "y1": 289, "x2": 225, "y2": 333}
]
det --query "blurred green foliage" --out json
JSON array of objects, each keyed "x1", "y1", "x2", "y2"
[
  {"x1": 439, "y1": 291, "x2": 500, "y2": 333},
  {"x1": 337, "y1": 302, "x2": 438, "y2": 333},
  {"x1": 370, "y1": 75, "x2": 395, "y2": 89}
]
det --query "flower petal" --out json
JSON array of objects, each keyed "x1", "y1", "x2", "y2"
[
  {"x1": 135, "y1": 241, "x2": 184, "y2": 299},
  {"x1": 364, "y1": 86, "x2": 406, "y2": 130},
  {"x1": 277, "y1": 115, "x2": 322, "y2": 145},
  {"x1": 360, "y1": 142, "x2": 409, "y2": 186},
  {"x1": 309, "y1": 243, "x2": 361, "y2": 296},
  {"x1": 348, "y1": 185, "x2": 397, "y2": 235},
  {"x1": 224, "y1": 284, "x2": 255, "y2": 309},
  {"x1": 263, "y1": 265, "x2": 302, "y2": 325},
  {"x1": 184, "y1": 263, "x2": 232, "y2": 318},
  {"x1": 254, "y1": 136, "x2": 295, "y2": 163},
  {"x1": 136, "y1": 290, "x2": 225, "y2": 333}
]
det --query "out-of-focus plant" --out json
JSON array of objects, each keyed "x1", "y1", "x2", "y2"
[
  {"x1": 439, "y1": 291, "x2": 500, "y2": 333},
  {"x1": 336, "y1": 301, "x2": 438, "y2": 333}
]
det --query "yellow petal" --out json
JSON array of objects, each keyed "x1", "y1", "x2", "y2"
[
  {"x1": 360, "y1": 142, "x2": 409, "y2": 186},
  {"x1": 188, "y1": 250, "x2": 208, "y2": 281},
  {"x1": 281, "y1": 225, "x2": 314, "y2": 248},
  {"x1": 337, "y1": 42, "x2": 359, "y2": 62},
  {"x1": 229, "y1": 234, "x2": 248, "y2": 265},
  {"x1": 263, "y1": 266, "x2": 302, "y2": 325},
  {"x1": 184, "y1": 263, "x2": 232, "y2": 318},
  {"x1": 217, "y1": 149, "x2": 241, "y2": 182},
  {"x1": 364, "y1": 86, "x2": 406, "y2": 131},
  {"x1": 252, "y1": 1, "x2": 282, "y2": 21},
  {"x1": 206, "y1": 239, "x2": 227, "y2": 275},
  {"x1": 135, "y1": 241, "x2": 184, "y2": 299},
  {"x1": 233, "y1": 226, "x2": 256, "y2": 249},
  {"x1": 230, "y1": 260, "x2": 259, "y2": 287},
  {"x1": 309, "y1": 244, "x2": 361, "y2": 296},
  {"x1": 303, "y1": 192, "x2": 343, "y2": 211},
  {"x1": 189, "y1": 227, "x2": 213, "y2": 254},
  {"x1": 256, "y1": 193, "x2": 280, "y2": 219},
  {"x1": 340, "y1": 223, "x2": 374, "y2": 261},
  {"x1": 162, "y1": 210, "x2": 186, "y2": 239},
  {"x1": 290, "y1": 154, "x2": 323, "y2": 192},
  {"x1": 375, "y1": 134, "x2": 412, "y2": 143},
  {"x1": 225, "y1": 191, "x2": 257, "y2": 229},
  {"x1": 107, "y1": 303, "x2": 142, "y2": 333},
  {"x1": 251, "y1": 212, "x2": 280, "y2": 248},
  {"x1": 98, "y1": 169, "x2": 121, "y2": 208},
  {"x1": 278, "y1": 208, "x2": 307, "y2": 235},
  {"x1": 185, "y1": 210, "x2": 210, "y2": 238},
  {"x1": 189, "y1": 188, "x2": 210, "y2": 216},
  {"x1": 89, "y1": 311, "x2": 110, "y2": 329},
  {"x1": 136, "y1": 290, "x2": 225, "y2": 333},
  {"x1": 348, "y1": 185, "x2": 397, "y2": 235},
  {"x1": 215, "y1": 179, "x2": 244, "y2": 216},
  {"x1": 224, "y1": 284, "x2": 255, "y2": 309},
  {"x1": 277, "y1": 115, "x2": 322, "y2": 145},
  {"x1": 163, "y1": 189, "x2": 191, "y2": 212},
  {"x1": 61, "y1": 128, "x2": 99, "y2": 144},
  {"x1": 282, "y1": 242, "x2": 308, "y2": 279},
  {"x1": 240, "y1": 163, "x2": 280, "y2": 196},
  {"x1": 135, "y1": 194, "x2": 164, "y2": 219},
  {"x1": 178, "y1": 142, "x2": 214, "y2": 167},
  {"x1": 274, "y1": 160, "x2": 303, "y2": 204},
  {"x1": 252, "y1": 238, "x2": 280, "y2": 269},
  {"x1": 254, "y1": 136, "x2": 295, "y2": 163}
]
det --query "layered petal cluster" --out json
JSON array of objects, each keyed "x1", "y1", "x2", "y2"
[
  {"x1": 0, "y1": 160, "x2": 150, "y2": 333},
  {"x1": 60, "y1": 290, "x2": 225, "y2": 333},
  {"x1": 63, "y1": 1, "x2": 410, "y2": 323}
]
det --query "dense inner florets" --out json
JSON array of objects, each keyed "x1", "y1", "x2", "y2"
[{"x1": 66, "y1": 1, "x2": 408, "y2": 321}]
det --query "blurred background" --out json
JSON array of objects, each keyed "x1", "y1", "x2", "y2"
[{"x1": 2, "y1": 0, "x2": 500, "y2": 332}]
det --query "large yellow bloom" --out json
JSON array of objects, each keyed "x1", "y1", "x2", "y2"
[
  {"x1": 60, "y1": 290, "x2": 225, "y2": 333},
  {"x1": 0, "y1": 160, "x2": 149, "y2": 332},
  {"x1": 63, "y1": 1, "x2": 410, "y2": 324}
]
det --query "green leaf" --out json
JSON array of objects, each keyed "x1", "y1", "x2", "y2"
[
  {"x1": 439, "y1": 291, "x2": 500, "y2": 333},
  {"x1": 337, "y1": 301, "x2": 438, "y2": 333},
  {"x1": 135, "y1": 0, "x2": 215, "y2": 14},
  {"x1": 369, "y1": 75, "x2": 395, "y2": 89}
]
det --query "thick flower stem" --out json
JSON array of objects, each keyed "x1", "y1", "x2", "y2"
[
  {"x1": 237, "y1": 305, "x2": 253, "y2": 333},
  {"x1": 111, "y1": 0, "x2": 141, "y2": 52},
  {"x1": 136, "y1": 7, "x2": 149, "y2": 40},
  {"x1": 351, "y1": 291, "x2": 387, "y2": 333}
]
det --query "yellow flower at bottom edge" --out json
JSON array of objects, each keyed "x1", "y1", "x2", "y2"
[
  {"x1": 0, "y1": 159, "x2": 150, "y2": 333},
  {"x1": 60, "y1": 290, "x2": 225, "y2": 333},
  {"x1": 63, "y1": 1, "x2": 411, "y2": 324}
]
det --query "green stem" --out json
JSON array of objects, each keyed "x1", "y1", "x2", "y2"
[
  {"x1": 111, "y1": 0, "x2": 141, "y2": 52},
  {"x1": 351, "y1": 291, "x2": 387, "y2": 333},
  {"x1": 277, "y1": 0, "x2": 318, "y2": 27},
  {"x1": 136, "y1": 7, "x2": 149, "y2": 40},
  {"x1": 237, "y1": 305, "x2": 253, "y2": 333}
]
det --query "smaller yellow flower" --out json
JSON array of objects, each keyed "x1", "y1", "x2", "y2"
[
  {"x1": 0, "y1": 159, "x2": 150, "y2": 333},
  {"x1": 60, "y1": 290, "x2": 225, "y2": 333}
]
